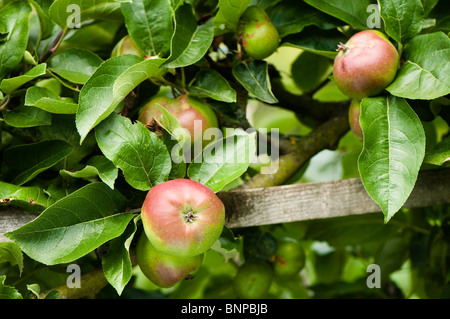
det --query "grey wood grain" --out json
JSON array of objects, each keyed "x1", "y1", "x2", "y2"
[{"x1": 1, "y1": 168, "x2": 449, "y2": 241}]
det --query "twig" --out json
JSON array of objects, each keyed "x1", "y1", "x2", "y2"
[
  {"x1": 38, "y1": 29, "x2": 66, "y2": 64},
  {"x1": 240, "y1": 109, "x2": 350, "y2": 189}
]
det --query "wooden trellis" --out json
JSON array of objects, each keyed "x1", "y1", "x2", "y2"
[{"x1": 1, "y1": 168, "x2": 450, "y2": 242}]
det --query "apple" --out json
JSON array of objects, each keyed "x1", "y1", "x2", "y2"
[
  {"x1": 237, "y1": 6, "x2": 280, "y2": 60},
  {"x1": 333, "y1": 30, "x2": 399, "y2": 100},
  {"x1": 233, "y1": 260, "x2": 273, "y2": 299},
  {"x1": 138, "y1": 94, "x2": 218, "y2": 148},
  {"x1": 111, "y1": 35, "x2": 143, "y2": 58},
  {"x1": 349, "y1": 99, "x2": 363, "y2": 140},
  {"x1": 272, "y1": 239, "x2": 306, "y2": 278},
  {"x1": 136, "y1": 233, "x2": 204, "y2": 288},
  {"x1": 141, "y1": 178, "x2": 225, "y2": 258}
]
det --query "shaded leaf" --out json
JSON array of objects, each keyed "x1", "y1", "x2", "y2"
[
  {"x1": 232, "y1": 60, "x2": 278, "y2": 104},
  {"x1": 303, "y1": 0, "x2": 372, "y2": 30},
  {"x1": 187, "y1": 69, "x2": 236, "y2": 103},
  {"x1": 2, "y1": 140, "x2": 73, "y2": 185}
]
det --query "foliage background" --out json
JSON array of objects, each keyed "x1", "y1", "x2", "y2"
[{"x1": 0, "y1": 0, "x2": 449, "y2": 299}]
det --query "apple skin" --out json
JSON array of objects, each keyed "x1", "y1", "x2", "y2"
[
  {"x1": 136, "y1": 233, "x2": 204, "y2": 288},
  {"x1": 237, "y1": 6, "x2": 280, "y2": 60},
  {"x1": 333, "y1": 30, "x2": 399, "y2": 100},
  {"x1": 111, "y1": 35, "x2": 143, "y2": 58},
  {"x1": 141, "y1": 179, "x2": 225, "y2": 258},
  {"x1": 349, "y1": 99, "x2": 363, "y2": 140},
  {"x1": 272, "y1": 239, "x2": 306, "y2": 278},
  {"x1": 233, "y1": 260, "x2": 273, "y2": 299},
  {"x1": 138, "y1": 94, "x2": 218, "y2": 147}
]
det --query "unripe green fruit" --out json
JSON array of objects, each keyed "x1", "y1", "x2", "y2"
[
  {"x1": 349, "y1": 99, "x2": 363, "y2": 140},
  {"x1": 333, "y1": 30, "x2": 399, "y2": 100},
  {"x1": 273, "y1": 239, "x2": 306, "y2": 278},
  {"x1": 136, "y1": 233, "x2": 204, "y2": 288},
  {"x1": 233, "y1": 260, "x2": 273, "y2": 299},
  {"x1": 141, "y1": 178, "x2": 225, "y2": 258},
  {"x1": 111, "y1": 35, "x2": 143, "y2": 58},
  {"x1": 237, "y1": 6, "x2": 280, "y2": 60},
  {"x1": 138, "y1": 94, "x2": 218, "y2": 148}
]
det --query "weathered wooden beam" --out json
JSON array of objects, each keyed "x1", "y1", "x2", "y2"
[
  {"x1": 1, "y1": 168, "x2": 450, "y2": 242},
  {"x1": 219, "y1": 168, "x2": 450, "y2": 228}
]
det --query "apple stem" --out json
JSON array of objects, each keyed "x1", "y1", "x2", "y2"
[{"x1": 336, "y1": 42, "x2": 349, "y2": 52}]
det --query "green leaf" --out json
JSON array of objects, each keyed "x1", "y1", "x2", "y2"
[
  {"x1": 303, "y1": 0, "x2": 372, "y2": 30},
  {"x1": 267, "y1": 0, "x2": 341, "y2": 37},
  {"x1": 0, "y1": 275, "x2": 22, "y2": 299},
  {"x1": 2, "y1": 140, "x2": 73, "y2": 185},
  {"x1": 60, "y1": 155, "x2": 118, "y2": 188},
  {"x1": 0, "y1": 63, "x2": 47, "y2": 94},
  {"x1": 153, "y1": 103, "x2": 189, "y2": 179},
  {"x1": 187, "y1": 69, "x2": 236, "y2": 103},
  {"x1": 187, "y1": 130, "x2": 257, "y2": 192},
  {"x1": 291, "y1": 51, "x2": 332, "y2": 93},
  {"x1": 282, "y1": 27, "x2": 347, "y2": 59},
  {"x1": 358, "y1": 96, "x2": 426, "y2": 222},
  {"x1": 304, "y1": 213, "x2": 398, "y2": 247},
  {"x1": 0, "y1": 242, "x2": 24, "y2": 275},
  {"x1": 48, "y1": 48, "x2": 103, "y2": 84},
  {"x1": 2, "y1": 105, "x2": 52, "y2": 128},
  {"x1": 386, "y1": 32, "x2": 450, "y2": 100},
  {"x1": 29, "y1": 0, "x2": 54, "y2": 40},
  {"x1": 76, "y1": 56, "x2": 165, "y2": 143},
  {"x1": 48, "y1": 0, "x2": 123, "y2": 28},
  {"x1": 95, "y1": 112, "x2": 172, "y2": 191},
  {"x1": 213, "y1": 0, "x2": 251, "y2": 35},
  {"x1": 210, "y1": 226, "x2": 242, "y2": 262},
  {"x1": 0, "y1": 1, "x2": 32, "y2": 80},
  {"x1": 0, "y1": 181, "x2": 49, "y2": 212},
  {"x1": 232, "y1": 60, "x2": 278, "y2": 104},
  {"x1": 5, "y1": 183, "x2": 133, "y2": 265},
  {"x1": 25, "y1": 86, "x2": 78, "y2": 114},
  {"x1": 424, "y1": 136, "x2": 450, "y2": 166},
  {"x1": 121, "y1": 0, "x2": 174, "y2": 57},
  {"x1": 162, "y1": 4, "x2": 214, "y2": 68},
  {"x1": 379, "y1": 0, "x2": 425, "y2": 44},
  {"x1": 102, "y1": 215, "x2": 138, "y2": 295}
]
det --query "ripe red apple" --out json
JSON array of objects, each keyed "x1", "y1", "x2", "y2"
[
  {"x1": 233, "y1": 260, "x2": 273, "y2": 299},
  {"x1": 272, "y1": 239, "x2": 305, "y2": 278},
  {"x1": 333, "y1": 30, "x2": 399, "y2": 100},
  {"x1": 136, "y1": 233, "x2": 204, "y2": 288},
  {"x1": 138, "y1": 94, "x2": 218, "y2": 148},
  {"x1": 141, "y1": 178, "x2": 225, "y2": 258},
  {"x1": 237, "y1": 6, "x2": 280, "y2": 60},
  {"x1": 349, "y1": 99, "x2": 363, "y2": 140},
  {"x1": 111, "y1": 35, "x2": 143, "y2": 58}
]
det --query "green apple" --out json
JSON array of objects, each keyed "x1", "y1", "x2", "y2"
[
  {"x1": 233, "y1": 260, "x2": 273, "y2": 299},
  {"x1": 237, "y1": 6, "x2": 280, "y2": 60},
  {"x1": 136, "y1": 233, "x2": 204, "y2": 288}
]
